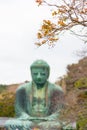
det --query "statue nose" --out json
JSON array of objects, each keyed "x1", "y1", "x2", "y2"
[{"x1": 37, "y1": 73, "x2": 41, "y2": 79}]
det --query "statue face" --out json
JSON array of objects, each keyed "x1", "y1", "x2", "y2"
[{"x1": 31, "y1": 67, "x2": 48, "y2": 86}]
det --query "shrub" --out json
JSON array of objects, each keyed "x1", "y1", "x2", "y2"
[{"x1": 0, "y1": 92, "x2": 15, "y2": 117}]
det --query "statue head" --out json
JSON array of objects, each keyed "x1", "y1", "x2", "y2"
[{"x1": 30, "y1": 60, "x2": 50, "y2": 87}]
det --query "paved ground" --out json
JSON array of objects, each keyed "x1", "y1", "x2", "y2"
[{"x1": 0, "y1": 117, "x2": 11, "y2": 127}]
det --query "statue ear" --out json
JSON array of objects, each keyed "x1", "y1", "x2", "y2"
[
  {"x1": 30, "y1": 69, "x2": 33, "y2": 79},
  {"x1": 47, "y1": 70, "x2": 50, "y2": 79}
]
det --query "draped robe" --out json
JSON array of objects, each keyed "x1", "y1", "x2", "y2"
[{"x1": 5, "y1": 81, "x2": 64, "y2": 130}]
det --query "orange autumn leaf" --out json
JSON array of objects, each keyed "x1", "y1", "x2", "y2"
[
  {"x1": 37, "y1": 32, "x2": 43, "y2": 39},
  {"x1": 35, "y1": 0, "x2": 43, "y2": 5},
  {"x1": 49, "y1": 37, "x2": 58, "y2": 41},
  {"x1": 35, "y1": 42, "x2": 42, "y2": 46},
  {"x1": 42, "y1": 40, "x2": 46, "y2": 44},
  {"x1": 58, "y1": 20, "x2": 66, "y2": 26},
  {"x1": 52, "y1": 11, "x2": 57, "y2": 16}
]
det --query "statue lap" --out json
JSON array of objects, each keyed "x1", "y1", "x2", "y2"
[
  {"x1": 5, "y1": 119, "x2": 33, "y2": 130},
  {"x1": 5, "y1": 119, "x2": 62, "y2": 130}
]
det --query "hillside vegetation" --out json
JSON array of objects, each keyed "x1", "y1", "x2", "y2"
[
  {"x1": 57, "y1": 57, "x2": 87, "y2": 130},
  {"x1": 0, "y1": 83, "x2": 20, "y2": 117}
]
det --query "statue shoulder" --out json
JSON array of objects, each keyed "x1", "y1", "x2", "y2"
[
  {"x1": 16, "y1": 82, "x2": 32, "y2": 92},
  {"x1": 54, "y1": 84, "x2": 63, "y2": 93},
  {"x1": 48, "y1": 81, "x2": 63, "y2": 93}
]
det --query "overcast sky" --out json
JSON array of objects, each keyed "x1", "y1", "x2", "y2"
[{"x1": 0, "y1": 0, "x2": 84, "y2": 84}]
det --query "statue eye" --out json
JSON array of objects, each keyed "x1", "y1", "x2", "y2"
[
  {"x1": 33, "y1": 72, "x2": 38, "y2": 75},
  {"x1": 41, "y1": 73, "x2": 46, "y2": 76}
]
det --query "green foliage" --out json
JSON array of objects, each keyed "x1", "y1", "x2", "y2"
[
  {"x1": 0, "y1": 92, "x2": 15, "y2": 117},
  {"x1": 66, "y1": 57, "x2": 87, "y2": 90},
  {"x1": 0, "y1": 84, "x2": 7, "y2": 93},
  {"x1": 77, "y1": 92, "x2": 87, "y2": 130},
  {"x1": 74, "y1": 78, "x2": 87, "y2": 89},
  {"x1": 77, "y1": 118, "x2": 87, "y2": 130}
]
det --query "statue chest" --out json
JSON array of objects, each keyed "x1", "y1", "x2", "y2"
[{"x1": 30, "y1": 87, "x2": 49, "y2": 117}]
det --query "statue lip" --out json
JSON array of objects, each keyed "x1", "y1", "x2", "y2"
[{"x1": 34, "y1": 81, "x2": 46, "y2": 86}]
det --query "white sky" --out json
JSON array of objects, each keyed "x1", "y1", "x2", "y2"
[{"x1": 0, "y1": 0, "x2": 84, "y2": 84}]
